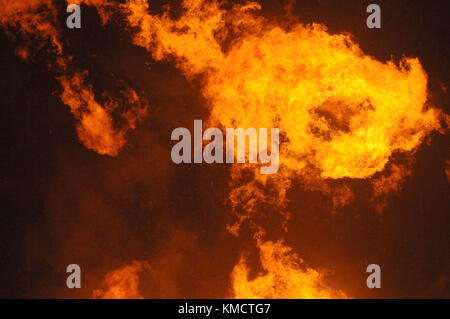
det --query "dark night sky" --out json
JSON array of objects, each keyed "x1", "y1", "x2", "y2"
[{"x1": 0, "y1": 0, "x2": 448, "y2": 298}]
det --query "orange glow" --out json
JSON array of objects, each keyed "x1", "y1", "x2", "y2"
[
  {"x1": 70, "y1": 0, "x2": 113, "y2": 25},
  {"x1": 93, "y1": 261, "x2": 149, "y2": 299},
  {"x1": 446, "y1": 160, "x2": 450, "y2": 184},
  {"x1": 332, "y1": 184, "x2": 354, "y2": 214},
  {"x1": 0, "y1": 0, "x2": 62, "y2": 55},
  {"x1": 231, "y1": 238, "x2": 348, "y2": 299}
]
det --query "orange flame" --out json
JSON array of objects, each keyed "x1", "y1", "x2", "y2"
[
  {"x1": 123, "y1": 0, "x2": 441, "y2": 180},
  {"x1": 1, "y1": 0, "x2": 148, "y2": 157},
  {"x1": 446, "y1": 160, "x2": 450, "y2": 184},
  {"x1": 231, "y1": 238, "x2": 348, "y2": 299},
  {"x1": 93, "y1": 261, "x2": 150, "y2": 299},
  {"x1": 371, "y1": 159, "x2": 414, "y2": 213},
  {"x1": 59, "y1": 72, "x2": 148, "y2": 156}
]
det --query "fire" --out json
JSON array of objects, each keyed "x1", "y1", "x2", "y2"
[
  {"x1": 370, "y1": 159, "x2": 414, "y2": 213},
  {"x1": 231, "y1": 238, "x2": 348, "y2": 299},
  {"x1": 122, "y1": 0, "x2": 441, "y2": 180},
  {"x1": 93, "y1": 261, "x2": 149, "y2": 299},
  {"x1": 1, "y1": 0, "x2": 447, "y2": 299},
  {"x1": 59, "y1": 72, "x2": 148, "y2": 156},
  {"x1": 446, "y1": 160, "x2": 450, "y2": 184}
]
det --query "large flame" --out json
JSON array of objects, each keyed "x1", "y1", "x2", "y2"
[
  {"x1": 1, "y1": 0, "x2": 447, "y2": 299},
  {"x1": 118, "y1": 0, "x2": 443, "y2": 298},
  {"x1": 123, "y1": 0, "x2": 440, "y2": 180}
]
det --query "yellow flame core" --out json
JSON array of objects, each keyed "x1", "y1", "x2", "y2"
[
  {"x1": 3, "y1": 0, "x2": 445, "y2": 299},
  {"x1": 124, "y1": 0, "x2": 440, "y2": 181},
  {"x1": 59, "y1": 72, "x2": 148, "y2": 156}
]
